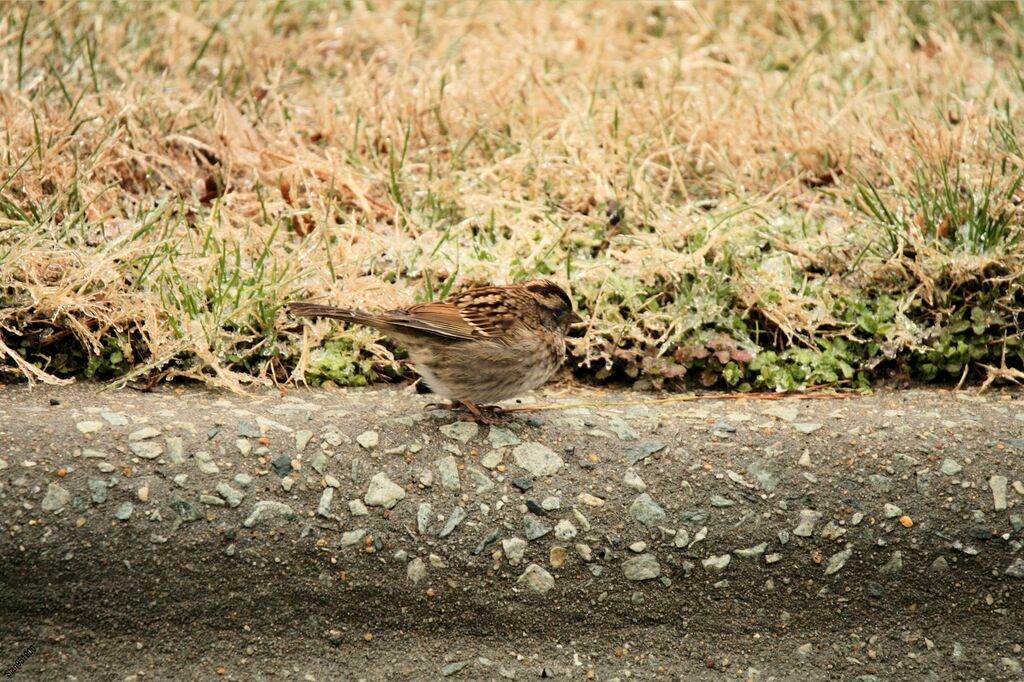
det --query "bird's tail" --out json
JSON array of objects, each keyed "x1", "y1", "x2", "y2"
[{"x1": 287, "y1": 302, "x2": 383, "y2": 329}]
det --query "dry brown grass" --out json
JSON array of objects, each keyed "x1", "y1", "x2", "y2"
[{"x1": 1, "y1": 1, "x2": 1022, "y2": 390}]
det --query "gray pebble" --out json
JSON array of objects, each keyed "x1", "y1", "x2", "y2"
[
  {"x1": 511, "y1": 477, "x2": 533, "y2": 492},
  {"x1": 523, "y1": 513, "x2": 551, "y2": 540},
  {"x1": 321, "y1": 426, "x2": 345, "y2": 447},
  {"x1": 129, "y1": 441, "x2": 163, "y2": 460},
  {"x1": 435, "y1": 456, "x2": 461, "y2": 492},
  {"x1": 417, "y1": 503, "x2": 433, "y2": 534},
  {"x1": 622, "y1": 469, "x2": 646, "y2": 492},
  {"x1": 879, "y1": 551, "x2": 903, "y2": 574},
  {"x1": 88, "y1": 480, "x2": 108, "y2": 505},
  {"x1": 554, "y1": 519, "x2": 577, "y2": 541},
  {"x1": 473, "y1": 528, "x2": 501, "y2": 555},
  {"x1": 990, "y1": 475, "x2": 1008, "y2": 512},
  {"x1": 41, "y1": 483, "x2": 71, "y2": 512},
  {"x1": 77, "y1": 421, "x2": 105, "y2": 434},
  {"x1": 502, "y1": 537, "x2": 527, "y2": 565},
  {"x1": 517, "y1": 563, "x2": 555, "y2": 594},
  {"x1": 341, "y1": 529, "x2": 366, "y2": 546},
  {"x1": 673, "y1": 529, "x2": 690, "y2": 548},
  {"x1": 680, "y1": 508, "x2": 710, "y2": 524},
  {"x1": 883, "y1": 503, "x2": 903, "y2": 518},
  {"x1": 916, "y1": 470, "x2": 934, "y2": 495},
  {"x1": 356, "y1": 430, "x2": 379, "y2": 450},
  {"x1": 487, "y1": 427, "x2": 520, "y2": 449},
  {"x1": 734, "y1": 543, "x2": 767, "y2": 559},
  {"x1": 624, "y1": 441, "x2": 666, "y2": 465},
  {"x1": 407, "y1": 557, "x2": 427, "y2": 584},
  {"x1": 512, "y1": 443, "x2": 563, "y2": 477},
  {"x1": 689, "y1": 526, "x2": 708, "y2": 548},
  {"x1": 629, "y1": 493, "x2": 667, "y2": 527},
  {"x1": 793, "y1": 509, "x2": 822, "y2": 537},
  {"x1": 623, "y1": 553, "x2": 661, "y2": 580},
  {"x1": 940, "y1": 458, "x2": 962, "y2": 476},
  {"x1": 824, "y1": 547, "x2": 853, "y2": 575},
  {"x1": 166, "y1": 498, "x2": 197, "y2": 523},
  {"x1": 480, "y1": 451, "x2": 503, "y2": 469},
  {"x1": 311, "y1": 452, "x2": 328, "y2": 474},
  {"x1": 868, "y1": 474, "x2": 893, "y2": 493},
  {"x1": 702, "y1": 554, "x2": 731, "y2": 573},
  {"x1": 439, "y1": 421, "x2": 478, "y2": 443},
  {"x1": 364, "y1": 472, "x2": 405, "y2": 509},
  {"x1": 270, "y1": 454, "x2": 292, "y2": 477},
  {"x1": 128, "y1": 426, "x2": 160, "y2": 442},
  {"x1": 101, "y1": 412, "x2": 128, "y2": 426},
  {"x1": 763, "y1": 406, "x2": 798, "y2": 422},
  {"x1": 573, "y1": 508, "x2": 591, "y2": 532},
  {"x1": 820, "y1": 521, "x2": 847, "y2": 541},
  {"x1": 166, "y1": 437, "x2": 185, "y2": 464},
  {"x1": 608, "y1": 417, "x2": 638, "y2": 441},
  {"x1": 746, "y1": 460, "x2": 779, "y2": 492},
  {"x1": 317, "y1": 488, "x2": 334, "y2": 517},
  {"x1": 114, "y1": 501, "x2": 134, "y2": 520},
  {"x1": 440, "y1": 660, "x2": 472, "y2": 677},
  {"x1": 243, "y1": 500, "x2": 296, "y2": 528},
  {"x1": 467, "y1": 466, "x2": 494, "y2": 495},
  {"x1": 217, "y1": 483, "x2": 244, "y2": 508},
  {"x1": 195, "y1": 453, "x2": 219, "y2": 475},
  {"x1": 349, "y1": 499, "x2": 368, "y2": 516},
  {"x1": 439, "y1": 506, "x2": 467, "y2": 537},
  {"x1": 294, "y1": 429, "x2": 313, "y2": 451},
  {"x1": 237, "y1": 421, "x2": 260, "y2": 438}
]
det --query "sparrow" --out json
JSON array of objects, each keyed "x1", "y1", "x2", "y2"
[{"x1": 288, "y1": 279, "x2": 583, "y2": 423}]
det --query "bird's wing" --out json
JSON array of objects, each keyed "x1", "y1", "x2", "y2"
[{"x1": 386, "y1": 296, "x2": 517, "y2": 342}]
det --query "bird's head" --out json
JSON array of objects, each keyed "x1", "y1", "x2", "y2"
[{"x1": 523, "y1": 279, "x2": 584, "y2": 334}]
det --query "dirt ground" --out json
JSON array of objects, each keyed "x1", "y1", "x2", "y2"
[{"x1": 1, "y1": 381, "x2": 1023, "y2": 681}]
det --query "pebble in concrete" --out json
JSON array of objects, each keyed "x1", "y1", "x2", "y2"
[
  {"x1": 243, "y1": 501, "x2": 296, "y2": 528},
  {"x1": 512, "y1": 443, "x2": 563, "y2": 477},
  {"x1": 623, "y1": 553, "x2": 661, "y2": 581},
  {"x1": 517, "y1": 564, "x2": 555, "y2": 594},
  {"x1": 990, "y1": 475, "x2": 1008, "y2": 512},
  {"x1": 364, "y1": 472, "x2": 405, "y2": 509},
  {"x1": 793, "y1": 509, "x2": 822, "y2": 537}
]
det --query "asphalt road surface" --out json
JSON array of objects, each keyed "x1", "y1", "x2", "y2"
[{"x1": 1, "y1": 382, "x2": 1023, "y2": 680}]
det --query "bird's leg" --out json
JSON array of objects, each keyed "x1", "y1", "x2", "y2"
[{"x1": 458, "y1": 401, "x2": 511, "y2": 425}]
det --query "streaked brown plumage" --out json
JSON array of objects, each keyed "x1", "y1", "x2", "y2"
[{"x1": 288, "y1": 279, "x2": 582, "y2": 423}]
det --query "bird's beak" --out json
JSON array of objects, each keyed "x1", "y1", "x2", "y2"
[{"x1": 569, "y1": 311, "x2": 584, "y2": 325}]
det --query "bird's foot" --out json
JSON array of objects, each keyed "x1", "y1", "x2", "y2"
[{"x1": 455, "y1": 401, "x2": 511, "y2": 425}]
